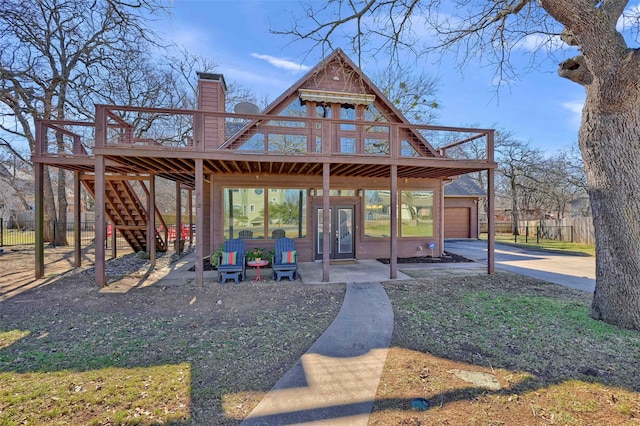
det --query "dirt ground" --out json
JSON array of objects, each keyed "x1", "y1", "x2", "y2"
[{"x1": 1, "y1": 246, "x2": 639, "y2": 425}]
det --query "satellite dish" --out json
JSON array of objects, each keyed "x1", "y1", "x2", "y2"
[{"x1": 234, "y1": 102, "x2": 260, "y2": 115}]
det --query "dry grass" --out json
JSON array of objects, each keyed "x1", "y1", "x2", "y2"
[
  {"x1": 372, "y1": 271, "x2": 640, "y2": 425},
  {"x1": 1, "y1": 249, "x2": 639, "y2": 425}
]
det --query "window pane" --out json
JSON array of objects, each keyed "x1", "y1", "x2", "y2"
[
  {"x1": 268, "y1": 134, "x2": 307, "y2": 152},
  {"x1": 340, "y1": 105, "x2": 356, "y2": 131},
  {"x1": 364, "y1": 138, "x2": 389, "y2": 155},
  {"x1": 401, "y1": 191, "x2": 433, "y2": 237},
  {"x1": 401, "y1": 140, "x2": 420, "y2": 157},
  {"x1": 279, "y1": 99, "x2": 306, "y2": 117},
  {"x1": 223, "y1": 188, "x2": 265, "y2": 240},
  {"x1": 364, "y1": 105, "x2": 389, "y2": 132},
  {"x1": 316, "y1": 104, "x2": 331, "y2": 118},
  {"x1": 340, "y1": 137, "x2": 356, "y2": 153},
  {"x1": 364, "y1": 104, "x2": 388, "y2": 122},
  {"x1": 238, "y1": 133, "x2": 265, "y2": 151},
  {"x1": 267, "y1": 99, "x2": 306, "y2": 127},
  {"x1": 364, "y1": 190, "x2": 391, "y2": 237},
  {"x1": 268, "y1": 189, "x2": 307, "y2": 239}
]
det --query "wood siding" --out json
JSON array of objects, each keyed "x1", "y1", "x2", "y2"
[
  {"x1": 198, "y1": 77, "x2": 226, "y2": 149},
  {"x1": 209, "y1": 174, "x2": 443, "y2": 260}
]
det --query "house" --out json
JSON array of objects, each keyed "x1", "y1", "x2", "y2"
[
  {"x1": 443, "y1": 174, "x2": 486, "y2": 239},
  {"x1": 33, "y1": 49, "x2": 497, "y2": 286}
]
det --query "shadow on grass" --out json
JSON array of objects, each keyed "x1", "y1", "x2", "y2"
[
  {"x1": 1, "y1": 267, "x2": 639, "y2": 424},
  {"x1": 0, "y1": 272, "x2": 345, "y2": 425}
]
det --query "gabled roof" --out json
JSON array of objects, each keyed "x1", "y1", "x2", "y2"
[
  {"x1": 220, "y1": 49, "x2": 438, "y2": 156},
  {"x1": 444, "y1": 174, "x2": 486, "y2": 197}
]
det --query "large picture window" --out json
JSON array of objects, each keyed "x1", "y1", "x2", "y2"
[
  {"x1": 364, "y1": 190, "x2": 434, "y2": 237},
  {"x1": 224, "y1": 188, "x2": 265, "y2": 240},
  {"x1": 224, "y1": 187, "x2": 306, "y2": 240},
  {"x1": 267, "y1": 189, "x2": 307, "y2": 239},
  {"x1": 364, "y1": 190, "x2": 391, "y2": 237},
  {"x1": 401, "y1": 191, "x2": 433, "y2": 237}
]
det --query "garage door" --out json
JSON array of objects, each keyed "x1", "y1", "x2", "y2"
[{"x1": 444, "y1": 207, "x2": 470, "y2": 238}]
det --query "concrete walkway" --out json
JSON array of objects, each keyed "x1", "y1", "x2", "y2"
[
  {"x1": 147, "y1": 243, "x2": 596, "y2": 424},
  {"x1": 241, "y1": 282, "x2": 394, "y2": 425},
  {"x1": 297, "y1": 259, "x2": 412, "y2": 285}
]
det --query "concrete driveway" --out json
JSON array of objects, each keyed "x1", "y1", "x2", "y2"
[{"x1": 445, "y1": 239, "x2": 596, "y2": 293}]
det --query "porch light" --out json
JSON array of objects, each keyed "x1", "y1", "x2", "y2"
[
  {"x1": 358, "y1": 189, "x2": 364, "y2": 197},
  {"x1": 309, "y1": 188, "x2": 315, "y2": 197}
]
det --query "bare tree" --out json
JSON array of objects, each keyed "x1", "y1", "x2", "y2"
[
  {"x1": 280, "y1": 0, "x2": 640, "y2": 329},
  {"x1": 371, "y1": 66, "x2": 440, "y2": 124},
  {"x1": 0, "y1": 0, "x2": 169, "y2": 244},
  {"x1": 0, "y1": 150, "x2": 32, "y2": 216},
  {"x1": 538, "y1": 149, "x2": 587, "y2": 219},
  {"x1": 493, "y1": 136, "x2": 545, "y2": 234}
]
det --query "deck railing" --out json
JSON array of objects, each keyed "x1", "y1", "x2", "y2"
[{"x1": 36, "y1": 105, "x2": 495, "y2": 163}]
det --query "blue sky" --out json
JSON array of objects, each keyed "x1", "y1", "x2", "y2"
[{"x1": 164, "y1": 0, "x2": 591, "y2": 154}]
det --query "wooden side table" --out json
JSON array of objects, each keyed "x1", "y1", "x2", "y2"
[{"x1": 247, "y1": 260, "x2": 269, "y2": 283}]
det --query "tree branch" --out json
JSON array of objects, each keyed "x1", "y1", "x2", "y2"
[{"x1": 558, "y1": 55, "x2": 593, "y2": 85}]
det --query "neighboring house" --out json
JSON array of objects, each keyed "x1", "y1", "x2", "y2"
[
  {"x1": 444, "y1": 175, "x2": 485, "y2": 239},
  {"x1": 33, "y1": 49, "x2": 497, "y2": 286}
]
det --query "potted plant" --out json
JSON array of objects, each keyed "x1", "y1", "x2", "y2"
[
  {"x1": 246, "y1": 247, "x2": 265, "y2": 263},
  {"x1": 265, "y1": 248, "x2": 275, "y2": 266},
  {"x1": 210, "y1": 243, "x2": 224, "y2": 268}
]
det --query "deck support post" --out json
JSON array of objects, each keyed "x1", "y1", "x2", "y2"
[
  {"x1": 94, "y1": 106, "x2": 106, "y2": 287},
  {"x1": 188, "y1": 189, "x2": 193, "y2": 244},
  {"x1": 34, "y1": 160, "x2": 44, "y2": 279},
  {"x1": 195, "y1": 158, "x2": 204, "y2": 286},
  {"x1": 209, "y1": 177, "x2": 215, "y2": 253},
  {"x1": 176, "y1": 181, "x2": 182, "y2": 254},
  {"x1": 74, "y1": 171, "x2": 81, "y2": 267},
  {"x1": 322, "y1": 162, "x2": 330, "y2": 282},
  {"x1": 487, "y1": 130, "x2": 496, "y2": 274},
  {"x1": 487, "y1": 167, "x2": 496, "y2": 274},
  {"x1": 148, "y1": 173, "x2": 156, "y2": 267},
  {"x1": 390, "y1": 164, "x2": 398, "y2": 279}
]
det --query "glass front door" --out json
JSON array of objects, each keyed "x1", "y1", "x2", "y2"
[{"x1": 315, "y1": 206, "x2": 354, "y2": 260}]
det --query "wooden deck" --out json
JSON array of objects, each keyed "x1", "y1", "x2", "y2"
[{"x1": 33, "y1": 105, "x2": 497, "y2": 286}]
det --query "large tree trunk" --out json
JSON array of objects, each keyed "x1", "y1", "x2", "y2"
[
  {"x1": 540, "y1": 0, "x2": 640, "y2": 330},
  {"x1": 581, "y1": 93, "x2": 640, "y2": 329},
  {"x1": 56, "y1": 168, "x2": 69, "y2": 246},
  {"x1": 42, "y1": 166, "x2": 57, "y2": 244}
]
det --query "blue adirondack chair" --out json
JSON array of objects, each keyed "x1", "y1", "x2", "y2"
[
  {"x1": 272, "y1": 237, "x2": 297, "y2": 282},
  {"x1": 217, "y1": 239, "x2": 246, "y2": 284}
]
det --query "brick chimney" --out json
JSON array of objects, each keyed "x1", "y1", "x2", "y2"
[{"x1": 197, "y1": 72, "x2": 227, "y2": 149}]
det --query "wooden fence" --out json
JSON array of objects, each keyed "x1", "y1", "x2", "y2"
[{"x1": 481, "y1": 217, "x2": 595, "y2": 246}]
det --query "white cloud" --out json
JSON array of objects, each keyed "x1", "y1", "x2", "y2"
[
  {"x1": 250, "y1": 53, "x2": 310, "y2": 73},
  {"x1": 225, "y1": 67, "x2": 291, "y2": 92},
  {"x1": 562, "y1": 100, "x2": 584, "y2": 128},
  {"x1": 513, "y1": 33, "x2": 565, "y2": 52}
]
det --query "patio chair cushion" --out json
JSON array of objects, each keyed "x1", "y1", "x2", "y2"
[
  {"x1": 282, "y1": 250, "x2": 296, "y2": 264},
  {"x1": 221, "y1": 251, "x2": 237, "y2": 265}
]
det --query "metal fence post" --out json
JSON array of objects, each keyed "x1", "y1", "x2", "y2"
[
  {"x1": 536, "y1": 226, "x2": 540, "y2": 244},
  {"x1": 0, "y1": 218, "x2": 3, "y2": 247},
  {"x1": 571, "y1": 225, "x2": 574, "y2": 243},
  {"x1": 525, "y1": 225, "x2": 529, "y2": 243}
]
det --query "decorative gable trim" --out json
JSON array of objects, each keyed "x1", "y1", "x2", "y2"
[{"x1": 299, "y1": 89, "x2": 375, "y2": 105}]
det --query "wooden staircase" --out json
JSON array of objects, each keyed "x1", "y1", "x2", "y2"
[{"x1": 82, "y1": 177, "x2": 167, "y2": 252}]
